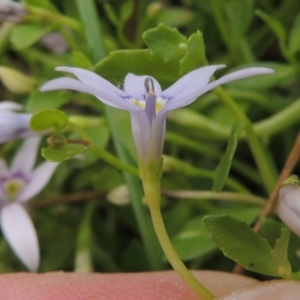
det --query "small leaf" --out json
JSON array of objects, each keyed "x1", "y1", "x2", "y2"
[
  {"x1": 42, "y1": 144, "x2": 87, "y2": 162},
  {"x1": 10, "y1": 25, "x2": 51, "y2": 49},
  {"x1": 173, "y1": 217, "x2": 216, "y2": 261},
  {"x1": 180, "y1": 31, "x2": 206, "y2": 75},
  {"x1": 173, "y1": 206, "x2": 260, "y2": 261},
  {"x1": 142, "y1": 24, "x2": 187, "y2": 62},
  {"x1": 204, "y1": 215, "x2": 279, "y2": 276},
  {"x1": 213, "y1": 122, "x2": 246, "y2": 192},
  {"x1": 30, "y1": 109, "x2": 68, "y2": 131},
  {"x1": 272, "y1": 227, "x2": 292, "y2": 279}
]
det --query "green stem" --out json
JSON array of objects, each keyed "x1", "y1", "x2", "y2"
[
  {"x1": 25, "y1": 5, "x2": 82, "y2": 32},
  {"x1": 68, "y1": 122, "x2": 138, "y2": 176},
  {"x1": 142, "y1": 178, "x2": 215, "y2": 300},
  {"x1": 163, "y1": 190, "x2": 266, "y2": 206},
  {"x1": 254, "y1": 97, "x2": 300, "y2": 137},
  {"x1": 214, "y1": 86, "x2": 276, "y2": 193}
]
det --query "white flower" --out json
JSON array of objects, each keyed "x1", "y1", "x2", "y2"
[
  {"x1": 40, "y1": 65, "x2": 274, "y2": 170},
  {"x1": 0, "y1": 101, "x2": 33, "y2": 143},
  {"x1": 0, "y1": 136, "x2": 59, "y2": 271},
  {"x1": 278, "y1": 177, "x2": 300, "y2": 236}
]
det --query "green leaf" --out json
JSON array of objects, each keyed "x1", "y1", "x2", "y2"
[
  {"x1": 213, "y1": 122, "x2": 246, "y2": 192},
  {"x1": 42, "y1": 143, "x2": 87, "y2": 162},
  {"x1": 142, "y1": 24, "x2": 187, "y2": 62},
  {"x1": 180, "y1": 31, "x2": 206, "y2": 75},
  {"x1": 94, "y1": 49, "x2": 180, "y2": 86},
  {"x1": 10, "y1": 25, "x2": 51, "y2": 50},
  {"x1": 120, "y1": 0, "x2": 134, "y2": 23},
  {"x1": 204, "y1": 215, "x2": 279, "y2": 276},
  {"x1": 173, "y1": 206, "x2": 260, "y2": 261},
  {"x1": 173, "y1": 217, "x2": 216, "y2": 261},
  {"x1": 71, "y1": 51, "x2": 93, "y2": 70},
  {"x1": 272, "y1": 227, "x2": 292, "y2": 279},
  {"x1": 27, "y1": 91, "x2": 70, "y2": 112},
  {"x1": 289, "y1": 12, "x2": 300, "y2": 54},
  {"x1": 30, "y1": 109, "x2": 68, "y2": 131}
]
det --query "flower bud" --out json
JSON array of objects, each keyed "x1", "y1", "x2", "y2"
[
  {"x1": 107, "y1": 184, "x2": 130, "y2": 205},
  {"x1": 278, "y1": 175, "x2": 300, "y2": 236},
  {"x1": 0, "y1": 101, "x2": 33, "y2": 143},
  {"x1": 146, "y1": 2, "x2": 164, "y2": 17},
  {"x1": 0, "y1": 66, "x2": 36, "y2": 94},
  {"x1": 46, "y1": 133, "x2": 67, "y2": 148}
]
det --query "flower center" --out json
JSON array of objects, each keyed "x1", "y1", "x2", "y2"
[
  {"x1": 129, "y1": 78, "x2": 166, "y2": 113},
  {"x1": 3, "y1": 178, "x2": 26, "y2": 201}
]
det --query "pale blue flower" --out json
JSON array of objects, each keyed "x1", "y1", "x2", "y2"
[
  {"x1": 278, "y1": 178, "x2": 300, "y2": 237},
  {"x1": 41, "y1": 65, "x2": 274, "y2": 168},
  {"x1": 0, "y1": 101, "x2": 33, "y2": 143},
  {"x1": 0, "y1": 136, "x2": 59, "y2": 271}
]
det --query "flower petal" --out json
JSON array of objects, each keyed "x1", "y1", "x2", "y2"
[
  {"x1": 278, "y1": 184, "x2": 300, "y2": 236},
  {"x1": 18, "y1": 161, "x2": 59, "y2": 202},
  {"x1": 41, "y1": 78, "x2": 140, "y2": 112},
  {"x1": 203, "y1": 67, "x2": 274, "y2": 92},
  {"x1": 161, "y1": 65, "x2": 225, "y2": 111},
  {"x1": 124, "y1": 74, "x2": 162, "y2": 100},
  {"x1": 163, "y1": 66, "x2": 274, "y2": 111},
  {"x1": 0, "y1": 101, "x2": 23, "y2": 111},
  {"x1": 56, "y1": 66, "x2": 125, "y2": 97},
  {"x1": 10, "y1": 136, "x2": 41, "y2": 175},
  {"x1": 0, "y1": 203, "x2": 39, "y2": 271},
  {"x1": 0, "y1": 111, "x2": 32, "y2": 143},
  {"x1": 130, "y1": 110, "x2": 166, "y2": 165}
]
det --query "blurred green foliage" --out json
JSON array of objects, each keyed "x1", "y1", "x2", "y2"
[{"x1": 0, "y1": 0, "x2": 300, "y2": 281}]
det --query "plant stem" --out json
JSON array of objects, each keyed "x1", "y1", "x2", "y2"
[
  {"x1": 142, "y1": 178, "x2": 215, "y2": 300},
  {"x1": 68, "y1": 121, "x2": 138, "y2": 176},
  {"x1": 163, "y1": 189, "x2": 266, "y2": 206},
  {"x1": 214, "y1": 86, "x2": 276, "y2": 193}
]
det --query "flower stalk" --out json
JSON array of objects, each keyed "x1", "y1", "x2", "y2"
[{"x1": 141, "y1": 167, "x2": 215, "y2": 299}]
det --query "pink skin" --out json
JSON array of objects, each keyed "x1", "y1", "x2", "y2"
[{"x1": 0, "y1": 271, "x2": 300, "y2": 300}]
